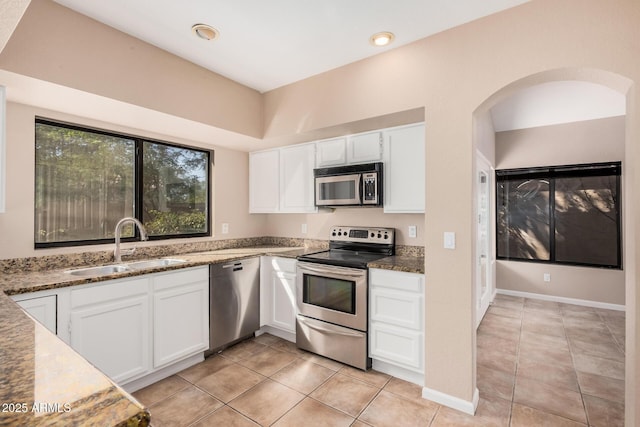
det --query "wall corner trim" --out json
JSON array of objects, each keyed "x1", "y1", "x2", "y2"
[{"x1": 422, "y1": 386, "x2": 479, "y2": 415}]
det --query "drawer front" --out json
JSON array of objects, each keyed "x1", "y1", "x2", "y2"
[
  {"x1": 370, "y1": 269, "x2": 424, "y2": 293},
  {"x1": 370, "y1": 322, "x2": 423, "y2": 371},
  {"x1": 71, "y1": 277, "x2": 149, "y2": 308},
  {"x1": 270, "y1": 257, "x2": 297, "y2": 274},
  {"x1": 153, "y1": 265, "x2": 209, "y2": 291},
  {"x1": 370, "y1": 288, "x2": 422, "y2": 330}
]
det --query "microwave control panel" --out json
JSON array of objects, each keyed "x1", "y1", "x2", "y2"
[{"x1": 362, "y1": 173, "x2": 378, "y2": 204}]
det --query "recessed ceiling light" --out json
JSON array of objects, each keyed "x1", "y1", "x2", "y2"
[
  {"x1": 370, "y1": 31, "x2": 395, "y2": 47},
  {"x1": 192, "y1": 23, "x2": 219, "y2": 41}
]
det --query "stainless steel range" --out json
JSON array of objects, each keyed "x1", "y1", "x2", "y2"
[{"x1": 296, "y1": 226, "x2": 395, "y2": 370}]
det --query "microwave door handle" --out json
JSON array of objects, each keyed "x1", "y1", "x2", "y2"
[{"x1": 356, "y1": 173, "x2": 363, "y2": 204}]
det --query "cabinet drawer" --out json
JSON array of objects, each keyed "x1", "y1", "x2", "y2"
[
  {"x1": 370, "y1": 288, "x2": 422, "y2": 330},
  {"x1": 153, "y1": 265, "x2": 209, "y2": 291},
  {"x1": 370, "y1": 269, "x2": 424, "y2": 293},
  {"x1": 270, "y1": 257, "x2": 297, "y2": 274},
  {"x1": 71, "y1": 277, "x2": 149, "y2": 308},
  {"x1": 370, "y1": 322, "x2": 423, "y2": 371}
]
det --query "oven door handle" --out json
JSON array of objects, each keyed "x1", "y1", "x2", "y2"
[
  {"x1": 299, "y1": 263, "x2": 364, "y2": 278},
  {"x1": 298, "y1": 317, "x2": 363, "y2": 337}
]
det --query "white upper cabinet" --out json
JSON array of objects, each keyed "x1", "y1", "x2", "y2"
[
  {"x1": 315, "y1": 137, "x2": 347, "y2": 167},
  {"x1": 383, "y1": 124, "x2": 425, "y2": 213},
  {"x1": 249, "y1": 150, "x2": 280, "y2": 213},
  {"x1": 347, "y1": 131, "x2": 382, "y2": 164},
  {"x1": 0, "y1": 85, "x2": 5, "y2": 213},
  {"x1": 279, "y1": 143, "x2": 317, "y2": 213},
  {"x1": 315, "y1": 132, "x2": 382, "y2": 167}
]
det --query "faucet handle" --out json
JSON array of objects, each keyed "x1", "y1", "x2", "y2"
[{"x1": 121, "y1": 247, "x2": 136, "y2": 257}]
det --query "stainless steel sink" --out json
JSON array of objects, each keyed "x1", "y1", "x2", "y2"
[
  {"x1": 125, "y1": 258, "x2": 186, "y2": 270},
  {"x1": 64, "y1": 258, "x2": 186, "y2": 276},
  {"x1": 65, "y1": 264, "x2": 130, "y2": 276}
]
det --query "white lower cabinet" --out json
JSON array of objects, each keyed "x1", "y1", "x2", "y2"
[
  {"x1": 70, "y1": 277, "x2": 151, "y2": 384},
  {"x1": 152, "y1": 267, "x2": 209, "y2": 369},
  {"x1": 12, "y1": 293, "x2": 57, "y2": 334},
  {"x1": 66, "y1": 266, "x2": 209, "y2": 387},
  {"x1": 260, "y1": 256, "x2": 297, "y2": 340},
  {"x1": 369, "y1": 268, "x2": 425, "y2": 386}
]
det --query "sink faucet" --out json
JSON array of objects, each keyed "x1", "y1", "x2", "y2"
[{"x1": 114, "y1": 217, "x2": 149, "y2": 263}]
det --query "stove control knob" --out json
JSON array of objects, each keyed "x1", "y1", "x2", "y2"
[
  {"x1": 377, "y1": 233, "x2": 382, "y2": 238},
  {"x1": 384, "y1": 234, "x2": 389, "y2": 239},
  {"x1": 370, "y1": 233, "x2": 375, "y2": 238}
]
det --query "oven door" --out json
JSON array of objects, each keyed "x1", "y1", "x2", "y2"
[
  {"x1": 315, "y1": 173, "x2": 362, "y2": 206},
  {"x1": 296, "y1": 261, "x2": 367, "y2": 331}
]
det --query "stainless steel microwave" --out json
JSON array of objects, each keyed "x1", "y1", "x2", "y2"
[{"x1": 314, "y1": 162, "x2": 383, "y2": 207}]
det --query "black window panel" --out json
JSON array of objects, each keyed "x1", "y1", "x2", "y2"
[
  {"x1": 34, "y1": 118, "x2": 211, "y2": 248},
  {"x1": 496, "y1": 162, "x2": 621, "y2": 269},
  {"x1": 497, "y1": 178, "x2": 551, "y2": 261}
]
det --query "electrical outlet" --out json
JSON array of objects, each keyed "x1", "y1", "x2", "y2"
[
  {"x1": 301, "y1": 223, "x2": 308, "y2": 234},
  {"x1": 543, "y1": 273, "x2": 551, "y2": 282},
  {"x1": 222, "y1": 223, "x2": 229, "y2": 234},
  {"x1": 408, "y1": 225, "x2": 417, "y2": 238}
]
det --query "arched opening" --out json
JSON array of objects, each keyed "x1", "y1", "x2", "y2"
[{"x1": 471, "y1": 68, "x2": 633, "y2": 424}]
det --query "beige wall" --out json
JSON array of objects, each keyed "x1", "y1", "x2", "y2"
[
  {"x1": 0, "y1": 0, "x2": 263, "y2": 138},
  {"x1": 0, "y1": 0, "x2": 639, "y2": 422},
  {"x1": 261, "y1": 0, "x2": 639, "y2": 416},
  {"x1": 0, "y1": 101, "x2": 265, "y2": 259},
  {"x1": 495, "y1": 117, "x2": 625, "y2": 305},
  {"x1": 264, "y1": 210, "x2": 424, "y2": 247}
]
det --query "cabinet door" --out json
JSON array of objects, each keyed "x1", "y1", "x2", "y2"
[
  {"x1": 70, "y1": 278, "x2": 150, "y2": 384},
  {"x1": 270, "y1": 271, "x2": 297, "y2": 333},
  {"x1": 383, "y1": 124, "x2": 425, "y2": 213},
  {"x1": 370, "y1": 322, "x2": 423, "y2": 371},
  {"x1": 316, "y1": 137, "x2": 347, "y2": 167},
  {"x1": 280, "y1": 144, "x2": 317, "y2": 213},
  {"x1": 153, "y1": 267, "x2": 209, "y2": 368},
  {"x1": 249, "y1": 150, "x2": 280, "y2": 213},
  {"x1": 14, "y1": 295, "x2": 57, "y2": 334},
  {"x1": 348, "y1": 132, "x2": 382, "y2": 164}
]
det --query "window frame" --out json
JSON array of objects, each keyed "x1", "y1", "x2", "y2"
[
  {"x1": 495, "y1": 161, "x2": 622, "y2": 270},
  {"x1": 34, "y1": 117, "x2": 212, "y2": 249}
]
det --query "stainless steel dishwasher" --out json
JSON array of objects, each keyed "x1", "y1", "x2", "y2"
[{"x1": 206, "y1": 257, "x2": 260, "y2": 356}]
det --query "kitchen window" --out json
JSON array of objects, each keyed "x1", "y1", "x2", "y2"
[
  {"x1": 35, "y1": 118, "x2": 210, "y2": 247},
  {"x1": 496, "y1": 162, "x2": 621, "y2": 269}
]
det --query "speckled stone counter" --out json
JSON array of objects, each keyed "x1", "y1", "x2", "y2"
[
  {"x1": 368, "y1": 255, "x2": 425, "y2": 274},
  {"x1": 0, "y1": 245, "x2": 319, "y2": 426}
]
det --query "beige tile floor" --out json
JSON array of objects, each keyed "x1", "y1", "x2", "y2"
[{"x1": 134, "y1": 294, "x2": 625, "y2": 426}]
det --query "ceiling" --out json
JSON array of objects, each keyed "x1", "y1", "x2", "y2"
[{"x1": 52, "y1": 0, "x2": 531, "y2": 93}]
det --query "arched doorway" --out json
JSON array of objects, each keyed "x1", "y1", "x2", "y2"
[{"x1": 471, "y1": 68, "x2": 633, "y2": 424}]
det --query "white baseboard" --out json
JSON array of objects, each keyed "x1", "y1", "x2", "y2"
[
  {"x1": 496, "y1": 289, "x2": 625, "y2": 311},
  {"x1": 422, "y1": 386, "x2": 479, "y2": 415},
  {"x1": 372, "y1": 359, "x2": 424, "y2": 387},
  {"x1": 257, "y1": 325, "x2": 296, "y2": 343},
  {"x1": 122, "y1": 353, "x2": 204, "y2": 393}
]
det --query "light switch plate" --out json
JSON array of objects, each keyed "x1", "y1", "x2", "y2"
[
  {"x1": 222, "y1": 223, "x2": 229, "y2": 234},
  {"x1": 444, "y1": 232, "x2": 456, "y2": 249},
  {"x1": 408, "y1": 225, "x2": 417, "y2": 238},
  {"x1": 301, "y1": 223, "x2": 308, "y2": 234}
]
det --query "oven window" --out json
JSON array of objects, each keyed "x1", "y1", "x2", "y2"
[
  {"x1": 302, "y1": 274, "x2": 356, "y2": 314},
  {"x1": 320, "y1": 181, "x2": 355, "y2": 200}
]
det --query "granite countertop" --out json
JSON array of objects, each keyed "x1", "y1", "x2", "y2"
[
  {"x1": 368, "y1": 255, "x2": 425, "y2": 274},
  {"x1": 0, "y1": 244, "x2": 419, "y2": 426},
  {"x1": 0, "y1": 245, "x2": 318, "y2": 427}
]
